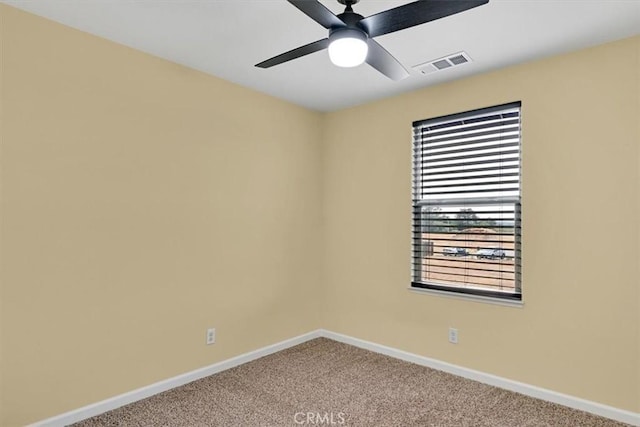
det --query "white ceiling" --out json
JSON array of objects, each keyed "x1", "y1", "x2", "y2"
[{"x1": 3, "y1": 0, "x2": 640, "y2": 112}]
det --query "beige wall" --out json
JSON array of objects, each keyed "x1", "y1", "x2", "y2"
[
  {"x1": 1, "y1": 4, "x2": 639, "y2": 425},
  {"x1": 0, "y1": 5, "x2": 323, "y2": 426},
  {"x1": 322, "y1": 36, "x2": 640, "y2": 412}
]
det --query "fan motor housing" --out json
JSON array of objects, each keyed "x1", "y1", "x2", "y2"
[
  {"x1": 328, "y1": 26, "x2": 368, "y2": 43},
  {"x1": 335, "y1": 11, "x2": 366, "y2": 30}
]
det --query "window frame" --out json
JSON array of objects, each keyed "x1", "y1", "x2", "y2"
[{"x1": 411, "y1": 102, "x2": 522, "y2": 302}]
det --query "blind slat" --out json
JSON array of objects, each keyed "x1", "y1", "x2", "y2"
[{"x1": 418, "y1": 120, "x2": 520, "y2": 142}]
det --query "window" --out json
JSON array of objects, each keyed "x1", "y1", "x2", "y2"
[{"x1": 411, "y1": 102, "x2": 522, "y2": 301}]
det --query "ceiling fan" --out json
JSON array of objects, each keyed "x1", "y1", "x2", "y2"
[{"x1": 256, "y1": 0, "x2": 489, "y2": 81}]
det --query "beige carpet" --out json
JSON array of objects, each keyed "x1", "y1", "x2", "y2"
[{"x1": 73, "y1": 338, "x2": 629, "y2": 427}]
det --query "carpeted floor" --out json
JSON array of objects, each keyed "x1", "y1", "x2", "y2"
[{"x1": 73, "y1": 338, "x2": 629, "y2": 427}]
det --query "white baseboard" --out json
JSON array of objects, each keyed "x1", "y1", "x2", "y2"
[
  {"x1": 29, "y1": 330, "x2": 322, "y2": 427},
  {"x1": 319, "y1": 329, "x2": 640, "y2": 427},
  {"x1": 30, "y1": 329, "x2": 640, "y2": 427}
]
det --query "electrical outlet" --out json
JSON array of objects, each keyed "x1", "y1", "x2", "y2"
[
  {"x1": 206, "y1": 328, "x2": 216, "y2": 345},
  {"x1": 448, "y1": 327, "x2": 458, "y2": 344}
]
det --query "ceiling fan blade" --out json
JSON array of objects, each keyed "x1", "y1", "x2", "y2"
[
  {"x1": 256, "y1": 38, "x2": 330, "y2": 68},
  {"x1": 287, "y1": 0, "x2": 345, "y2": 29},
  {"x1": 365, "y1": 39, "x2": 409, "y2": 81},
  {"x1": 360, "y1": 0, "x2": 489, "y2": 38}
]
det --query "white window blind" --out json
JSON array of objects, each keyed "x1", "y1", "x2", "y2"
[{"x1": 412, "y1": 102, "x2": 522, "y2": 300}]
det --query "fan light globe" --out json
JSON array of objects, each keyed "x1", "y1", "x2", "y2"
[{"x1": 328, "y1": 28, "x2": 368, "y2": 68}]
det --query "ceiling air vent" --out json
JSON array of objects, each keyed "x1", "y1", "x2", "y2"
[{"x1": 413, "y1": 51, "x2": 472, "y2": 75}]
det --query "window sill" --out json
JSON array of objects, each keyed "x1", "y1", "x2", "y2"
[{"x1": 408, "y1": 286, "x2": 524, "y2": 308}]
